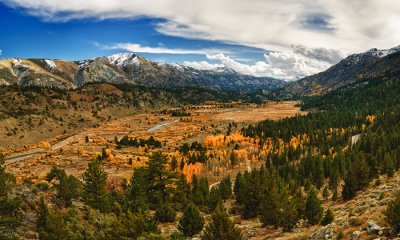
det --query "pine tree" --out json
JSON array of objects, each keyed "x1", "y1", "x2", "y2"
[
  {"x1": 352, "y1": 152, "x2": 370, "y2": 190},
  {"x1": 146, "y1": 151, "x2": 175, "y2": 205},
  {"x1": 36, "y1": 198, "x2": 48, "y2": 231},
  {"x1": 113, "y1": 211, "x2": 147, "y2": 239},
  {"x1": 200, "y1": 177, "x2": 210, "y2": 203},
  {"x1": 279, "y1": 196, "x2": 299, "y2": 232},
  {"x1": 384, "y1": 153, "x2": 395, "y2": 177},
  {"x1": 230, "y1": 151, "x2": 238, "y2": 167},
  {"x1": 178, "y1": 203, "x2": 204, "y2": 237},
  {"x1": 208, "y1": 186, "x2": 222, "y2": 212},
  {"x1": 191, "y1": 175, "x2": 204, "y2": 206},
  {"x1": 83, "y1": 159, "x2": 110, "y2": 212},
  {"x1": 321, "y1": 208, "x2": 334, "y2": 226},
  {"x1": 241, "y1": 171, "x2": 261, "y2": 219},
  {"x1": 174, "y1": 174, "x2": 191, "y2": 210},
  {"x1": 155, "y1": 204, "x2": 176, "y2": 223},
  {"x1": 219, "y1": 176, "x2": 232, "y2": 201},
  {"x1": 0, "y1": 156, "x2": 21, "y2": 240},
  {"x1": 259, "y1": 179, "x2": 279, "y2": 228},
  {"x1": 342, "y1": 169, "x2": 356, "y2": 200},
  {"x1": 170, "y1": 157, "x2": 178, "y2": 172},
  {"x1": 305, "y1": 188, "x2": 323, "y2": 225},
  {"x1": 46, "y1": 167, "x2": 82, "y2": 207},
  {"x1": 234, "y1": 172, "x2": 245, "y2": 204},
  {"x1": 202, "y1": 204, "x2": 244, "y2": 240},
  {"x1": 126, "y1": 167, "x2": 149, "y2": 212},
  {"x1": 342, "y1": 152, "x2": 370, "y2": 200},
  {"x1": 322, "y1": 185, "x2": 329, "y2": 200},
  {"x1": 37, "y1": 207, "x2": 66, "y2": 240}
]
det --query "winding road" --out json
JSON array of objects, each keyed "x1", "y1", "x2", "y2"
[{"x1": 4, "y1": 118, "x2": 179, "y2": 164}]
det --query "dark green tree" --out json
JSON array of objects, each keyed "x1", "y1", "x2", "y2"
[
  {"x1": 234, "y1": 172, "x2": 245, "y2": 205},
  {"x1": 37, "y1": 207, "x2": 67, "y2": 240},
  {"x1": 321, "y1": 208, "x2": 334, "y2": 226},
  {"x1": 155, "y1": 204, "x2": 176, "y2": 223},
  {"x1": 305, "y1": 188, "x2": 323, "y2": 225},
  {"x1": 46, "y1": 167, "x2": 82, "y2": 207},
  {"x1": 126, "y1": 167, "x2": 148, "y2": 212},
  {"x1": 173, "y1": 174, "x2": 192, "y2": 210},
  {"x1": 146, "y1": 151, "x2": 175, "y2": 205},
  {"x1": 170, "y1": 157, "x2": 178, "y2": 172},
  {"x1": 322, "y1": 185, "x2": 329, "y2": 200},
  {"x1": 178, "y1": 203, "x2": 204, "y2": 237},
  {"x1": 259, "y1": 180, "x2": 279, "y2": 228},
  {"x1": 208, "y1": 186, "x2": 222, "y2": 212},
  {"x1": 83, "y1": 159, "x2": 110, "y2": 212},
  {"x1": 230, "y1": 152, "x2": 238, "y2": 167},
  {"x1": 202, "y1": 204, "x2": 243, "y2": 240},
  {"x1": 219, "y1": 176, "x2": 232, "y2": 201},
  {"x1": 0, "y1": 156, "x2": 21, "y2": 240},
  {"x1": 241, "y1": 171, "x2": 261, "y2": 219},
  {"x1": 277, "y1": 186, "x2": 302, "y2": 232}
]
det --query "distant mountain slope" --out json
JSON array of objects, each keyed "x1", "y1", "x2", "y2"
[
  {"x1": 0, "y1": 53, "x2": 284, "y2": 92},
  {"x1": 282, "y1": 46, "x2": 400, "y2": 96}
]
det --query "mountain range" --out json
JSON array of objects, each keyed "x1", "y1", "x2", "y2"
[
  {"x1": 282, "y1": 45, "x2": 400, "y2": 96},
  {"x1": 0, "y1": 45, "x2": 399, "y2": 96},
  {"x1": 0, "y1": 52, "x2": 283, "y2": 92}
]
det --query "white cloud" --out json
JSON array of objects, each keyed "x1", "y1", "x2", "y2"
[
  {"x1": 3, "y1": 0, "x2": 399, "y2": 54},
  {"x1": 184, "y1": 48, "x2": 334, "y2": 81},
  {"x1": 183, "y1": 61, "x2": 223, "y2": 71},
  {"x1": 104, "y1": 42, "x2": 224, "y2": 55},
  {"x1": 265, "y1": 51, "x2": 331, "y2": 80},
  {"x1": 0, "y1": 49, "x2": 2, "y2": 56},
  {"x1": 292, "y1": 45, "x2": 346, "y2": 64},
  {"x1": 4, "y1": 0, "x2": 400, "y2": 79}
]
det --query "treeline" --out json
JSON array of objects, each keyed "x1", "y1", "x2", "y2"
[
  {"x1": 115, "y1": 135, "x2": 162, "y2": 149},
  {"x1": 235, "y1": 77, "x2": 400, "y2": 230},
  {"x1": 233, "y1": 166, "x2": 332, "y2": 231}
]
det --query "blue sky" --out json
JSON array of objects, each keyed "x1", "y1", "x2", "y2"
[
  {"x1": 0, "y1": 0, "x2": 398, "y2": 80},
  {"x1": 0, "y1": 4, "x2": 266, "y2": 64}
]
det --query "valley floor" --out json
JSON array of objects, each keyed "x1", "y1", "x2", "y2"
[{"x1": 3, "y1": 101, "x2": 303, "y2": 185}]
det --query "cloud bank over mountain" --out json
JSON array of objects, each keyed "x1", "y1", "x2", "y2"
[{"x1": 2, "y1": 0, "x2": 399, "y2": 79}]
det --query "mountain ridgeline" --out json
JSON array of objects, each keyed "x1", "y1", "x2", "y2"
[
  {"x1": 281, "y1": 46, "x2": 400, "y2": 96},
  {"x1": 0, "y1": 52, "x2": 284, "y2": 93}
]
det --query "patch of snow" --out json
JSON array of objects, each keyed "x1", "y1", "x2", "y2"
[
  {"x1": 369, "y1": 46, "x2": 400, "y2": 58},
  {"x1": 45, "y1": 59, "x2": 56, "y2": 69},
  {"x1": 171, "y1": 63, "x2": 184, "y2": 72},
  {"x1": 12, "y1": 58, "x2": 31, "y2": 69},
  {"x1": 107, "y1": 52, "x2": 140, "y2": 66},
  {"x1": 78, "y1": 60, "x2": 91, "y2": 69}
]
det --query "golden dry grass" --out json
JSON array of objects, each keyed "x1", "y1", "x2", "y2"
[{"x1": 208, "y1": 101, "x2": 304, "y2": 122}]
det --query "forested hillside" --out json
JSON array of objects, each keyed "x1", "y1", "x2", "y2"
[
  {"x1": 238, "y1": 76, "x2": 400, "y2": 234},
  {"x1": 1, "y1": 76, "x2": 399, "y2": 239}
]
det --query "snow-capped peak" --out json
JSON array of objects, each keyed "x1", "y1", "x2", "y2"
[
  {"x1": 45, "y1": 59, "x2": 56, "y2": 69},
  {"x1": 107, "y1": 52, "x2": 140, "y2": 66},
  {"x1": 170, "y1": 63, "x2": 185, "y2": 72},
  {"x1": 214, "y1": 66, "x2": 237, "y2": 74},
  {"x1": 368, "y1": 46, "x2": 400, "y2": 58},
  {"x1": 13, "y1": 59, "x2": 21, "y2": 64}
]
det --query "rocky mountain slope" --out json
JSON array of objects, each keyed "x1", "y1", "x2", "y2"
[
  {"x1": 0, "y1": 53, "x2": 284, "y2": 92},
  {"x1": 282, "y1": 46, "x2": 400, "y2": 96}
]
